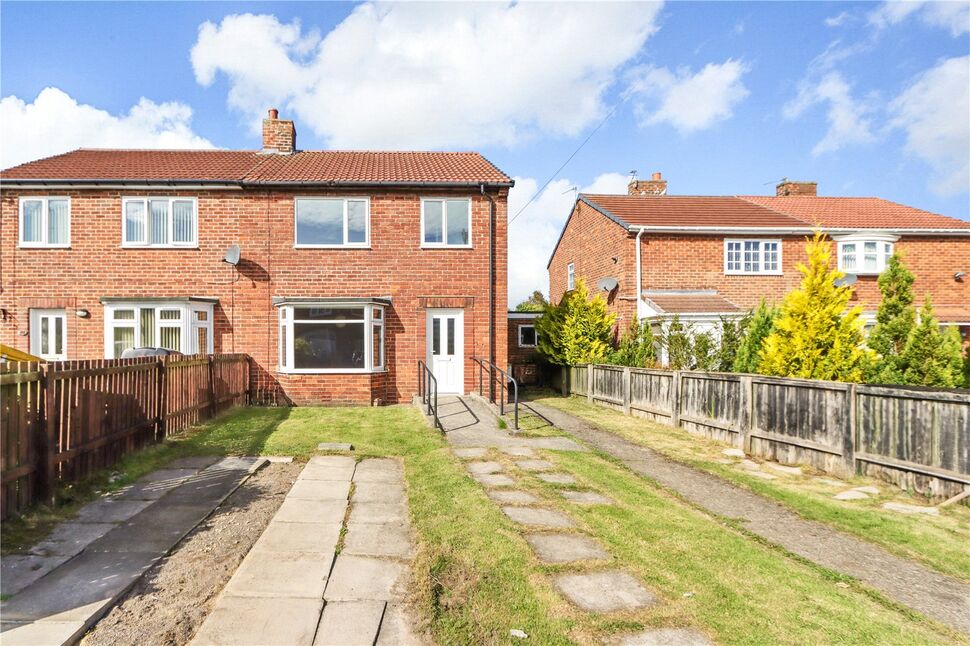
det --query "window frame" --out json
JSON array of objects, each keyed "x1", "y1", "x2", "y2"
[
  {"x1": 19, "y1": 197, "x2": 71, "y2": 248},
  {"x1": 420, "y1": 198, "x2": 473, "y2": 249},
  {"x1": 723, "y1": 238, "x2": 783, "y2": 275},
  {"x1": 121, "y1": 197, "x2": 199, "y2": 248},
  {"x1": 518, "y1": 324, "x2": 537, "y2": 348},
  {"x1": 103, "y1": 301, "x2": 213, "y2": 357},
  {"x1": 29, "y1": 309, "x2": 68, "y2": 360},
  {"x1": 277, "y1": 302, "x2": 386, "y2": 374},
  {"x1": 293, "y1": 197, "x2": 371, "y2": 249},
  {"x1": 835, "y1": 233, "x2": 897, "y2": 275},
  {"x1": 567, "y1": 263, "x2": 576, "y2": 290}
]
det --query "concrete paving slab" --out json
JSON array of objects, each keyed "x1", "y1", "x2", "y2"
[
  {"x1": 526, "y1": 437, "x2": 586, "y2": 452},
  {"x1": 834, "y1": 490, "x2": 869, "y2": 501},
  {"x1": 313, "y1": 600, "x2": 385, "y2": 646},
  {"x1": 73, "y1": 499, "x2": 152, "y2": 524},
  {"x1": 299, "y1": 464, "x2": 357, "y2": 482},
  {"x1": 500, "y1": 446, "x2": 536, "y2": 457},
  {"x1": 287, "y1": 479, "x2": 351, "y2": 501},
  {"x1": 343, "y1": 522, "x2": 413, "y2": 558},
  {"x1": 739, "y1": 459, "x2": 761, "y2": 471},
  {"x1": 138, "y1": 467, "x2": 199, "y2": 482},
  {"x1": 251, "y1": 522, "x2": 342, "y2": 555},
  {"x1": 30, "y1": 522, "x2": 115, "y2": 558},
  {"x1": 324, "y1": 555, "x2": 406, "y2": 601},
  {"x1": 618, "y1": 628, "x2": 715, "y2": 645},
  {"x1": 223, "y1": 552, "x2": 333, "y2": 599},
  {"x1": 107, "y1": 478, "x2": 183, "y2": 501},
  {"x1": 317, "y1": 442, "x2": 354, "y2": 452},
  {"x1": 0, "y1": 550, "x2": 157, "y2": 622},
  {"x1": 165, "y1": 456, "x2": 220, "y2": 470},
  {"x1": 764, "y1": 462, "x2": 802, "y2": 476},
  {"x1": 453, "y1": 447, "x2": 488, "y2": 459},
  {"x1": 310, "y1": 455, "x2": 357, "y2": 469},
  {"x1": 264, "y1": 455, "x2": 295, "y2": 463},
  {"x1": 190, "y1": 596, "x2": 323, "y2": 645},
  {"x1": 536, "y1": 473, "x2": 577, "y2": 485},
  {"x1": 472, "y1": 473, "x2": 517, "y2": 487},
  {"x1": 466, "y1": 461, "x2": 504, "y2": 475},
  {"x1": 560, "y1": 490, "x2": 614, "y2": 505},
  {"x1": 349, "y1": 502, "x2": 408, "y2": 525},
  {"x1": 0, "y1": 553, "x2": 73, "y2": 597},
  {"x1": 722, "y1": 448, "x2": 745, "y2": 458},
  {"x1": 375, "y1": 604, "x2": 423, "y2": 646},
  {"x1": 553, "y1": 571, "x2": 657, "y2": 613},
  {"x1": 525, "y1": 533, "x2": 609, "y2": 563},
  {"x1": 746, "y1": 471, "x2": 778, "y2": 480},
  {"x1": 883, "y1": 501, "x2": 939, "y2": 515},
  {"x1": 501, "y1": 506, "x2": 574, "y2": 528},
  {"x1": 352, "y1": 481, "x2": 406, "y2": 504},
  {"x1": 487, "y1": 490, "x2": 539, "y2": 505},
  {"x1": 353, "y1": 459, "x2": 404, "y2": 483},
  {"x1": 163, "y1": 469, "x2": 251, "y2": 505},
  {"x1": 86, "y1": 503, "x2": 212, "y2": 554},
  {"x1": 515, "y1": 460, "x2": 554, "y2": 472},
  {"x1": 853, "y1": 486, "x2": 881, "y2": 495},
  {"x1": 0, "y1": 620, "x2": 86, "y2": 646},
  {"x1": 274, "y1": 498, "x2": 348, "y2": 524},
  {"x1": 207, "y1": 456, "x2": 266, "y2": 472}
]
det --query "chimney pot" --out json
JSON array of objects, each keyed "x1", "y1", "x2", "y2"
[
  {"x1": 628, "y1": 171, "x2": 668, "y2": 196},
  {"x1": 651, "y1": 172, "x2": 662, "y2": 181},
  {"x1": 268, "y1": 108, "x2": 279, "y2": 119}
]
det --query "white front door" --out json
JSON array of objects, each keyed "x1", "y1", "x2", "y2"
[
  {"x1": 30, "y1": 309, "x2": 67, "y2": 361},
  {"x1": 427, "y1": 309, "x2": 464, "y2": 394}
]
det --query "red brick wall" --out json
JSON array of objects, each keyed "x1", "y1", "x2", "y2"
[
  {"x1": 0, "y1": 187, "x2": 508, "y2": 405},
  {"x1": 507, "y1": 314, "x2": 540, "y2": 384}
]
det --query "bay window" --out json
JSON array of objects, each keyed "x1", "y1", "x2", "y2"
[
  {"x1": 295, "y1": 197, "x2": 369, "y2": 247},
  {"x1": 122, "y1": 197, "x2": 197, "y2": 247},
  {"x1": 422, "y1": 198, "x2": 471, "y2": 247},
  {"x1": 724, "y1": 239, "x2": 782, "y2": 275},
  {"x1": 277, "y1": 300, "x2": 386, "y2": 373},
  {"x1": 836, "y1": 234, "x2": 896, "y2": 274},
  {"x1": 103, "y1": 299, "x2": 214, "y2": 357},
  {"x1": 20, "y1": 197, "x2": 70, "y2": 247}
]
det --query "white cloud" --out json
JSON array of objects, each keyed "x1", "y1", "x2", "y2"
[
  {"x1": 869, "y1": 1, "x2": 969, "y2": 36},
  {"x1": 824, "y1": 11, "x2": 854, "y2": 27},
  {"x1": 783, "y1": 72, "x2": 875, "y2": 155},
  {"x1": 889, "y1": 55, "x2": 970, "y2": 196},
  {"x1": 507, "y1": 172, "x2": 629, "y2": 307},
  {"x1": 190, "y1": 4, "x2": 661, "y2": 149},
  {"x1": 0, "y1": 87, "x2": 214, "y2": 169},
  {"x1": 626, "y1": 59, "x2": 749, "y2": 134}
]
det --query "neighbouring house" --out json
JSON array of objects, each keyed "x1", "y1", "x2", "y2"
[
  {"x1": 548, "y1": 173, "x2": 970, "y2": 343},
  {"x1": 507, "y1": 311, "x2": 540, "y2": 385},
  {"x1": 0, "y1": 109, "x2": 513, "y2": 405}
]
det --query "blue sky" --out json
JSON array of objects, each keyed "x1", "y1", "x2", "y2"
[{"x1": 2, "y1": 1, "x2": 968, "y2": 304}]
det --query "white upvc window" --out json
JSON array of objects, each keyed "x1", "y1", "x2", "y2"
[
  {"x1": 122, "y1": 197, "x2": 198, "y2": 247},
  {"x1": 19, "y1": 197, "x2": 70, "y2": 247},
  {"x1": 295, "y1": 197, "x2": 370, "y2": 248},
  {"x1": 567, "y1": 263, "x2": 575, "y2": 290},
  {"x1": 421, "y1": 198, "x2": 471, "y2": 248},
  {"x1": 518, "y1": 324, "x2": 537, "y2": 347},
  {"x1": 278, "y1": 303, "x2": 385, "y2": 374},
  {"x1": 30, "y1": 309, "x2": 68, "y2": 360},
  {"x1": 103, "y1": 301, "x2": 214, "y2": 358},
  {"x1": 724, "y1": 239, "x2": 782, "y2": 275},
  {"x1": 836, "y1": 234, "x2": 896, "y2": 274}
]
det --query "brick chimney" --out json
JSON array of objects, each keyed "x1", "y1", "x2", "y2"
[
  {"x1": 776, "y1": 178, "x2": 817, "y2": 196},
  {"x1": 628, "y1": 172, "x2": 667, "y2": 196},
  {"x1": 262, "y1": 108, "x2": 296, "y2": 154}
]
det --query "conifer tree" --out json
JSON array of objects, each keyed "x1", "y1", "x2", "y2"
[
  {"x1": 759, "y1": 232, "x2": 871, "y2": 382},
  {"x1": 866, "y1": 253, "x2": 916, "y2": 384},
  {"x1": 901, "y1": 299, "x2": 965, "y2": 388},
  {"x1": 535, "y1": 279, "x2": 615, "y2": 365},
  {"x1": 732, "y1": 302, "x2": 777, "y2": 373},
  {"x1": 609, "y1": 315, "x2": 657, "y2": 367}
]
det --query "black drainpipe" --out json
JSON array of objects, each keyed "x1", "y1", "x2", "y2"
[{"x1": 481, "y1": 184, "x2": 496, "y2": 401}]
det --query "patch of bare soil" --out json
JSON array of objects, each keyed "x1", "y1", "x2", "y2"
[{"x1": 81, "y1": 461, "x2": 303, "y2": 646}]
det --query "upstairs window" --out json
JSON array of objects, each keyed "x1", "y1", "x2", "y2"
[
  {"x1": 724, "y1": 239, "x2": 781, "y2": 275},
  {"x1": 422, "y1": 199, "x2": 471, "y2": 247},
  {"x1": 123, "y1": 197, "x2": 197, "y2": 247},
  {"x1": 567, "y1": 263, "x2": 575, "y2": 290},
  {"x1": 838, "y1": 237, "x2": 894, "y2": 274},
  {"x1": 20, "y1": 197, "x2": 70, "y2": 247},
  {"x1": 295, "y1": 198, "x2": 369, "y2": 247}
]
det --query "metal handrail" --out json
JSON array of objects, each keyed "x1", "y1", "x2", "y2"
[
  {"x1": 417, "y1": 360, "x2": 442, "y2": 431},
  {"x1": 470, "y1": 357, "x2": 518, "y2": 430}
]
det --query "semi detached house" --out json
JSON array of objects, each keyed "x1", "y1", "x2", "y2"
[
  {"x1": 549, "y1": 174, "x2": 970, "y2": 340},
  {"x1": 0, "y1": 110, "x2": 512, "y2": 405}
]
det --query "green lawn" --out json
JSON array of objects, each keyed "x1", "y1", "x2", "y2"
[
  {"x1": 533, "y1": 394, "x2": 970, "y2": 584},
  {"x1": 3, "y1": 403, "x2": 965, "y2": 644}
]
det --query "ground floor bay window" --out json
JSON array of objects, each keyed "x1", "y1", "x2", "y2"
[
  {"x1": 102, "y1": 297, "x2": 215, "y2": 358},
  {"x1": 276, "y1": 298, "x2": 387, "y2": 373}
]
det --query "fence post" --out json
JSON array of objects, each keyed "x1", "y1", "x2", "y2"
[
  {"x1": 622, "y1": 367, "x2": 631, "y2": 415},
  {"x1": 844, "y1": 383, "x2": 858, "y2": 477},
  {"x1": 36, "y1": 364, "x2": 54, "y2": 506},
  {"x1": 207, "y1": 356, "x2": 217, "y2": 416},
  {"x1": 738, "y1": 375, "x2": 753, "y2": 451},
  {"x1": 586, "y1": 365, "x2": 594, "y2": 403},
  {"x1": 670, "y1": 370, "x2": 682, "y2": 427}
]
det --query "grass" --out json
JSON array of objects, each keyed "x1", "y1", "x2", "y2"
[{"x1": 533, "y1": 394, "x2": 970, "y2": 584}]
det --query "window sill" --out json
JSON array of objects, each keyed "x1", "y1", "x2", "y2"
[
  {"x1": 19, "y1": 244, "x2": 71, "y2": 249},
  {"x1": 420, "y1": 244, "x2": 473, "y2": 250},
  {"x1": 294, "y1": 244, "x2": 371, "y2": 250},
  {"x1": 518, "y1": 344, "x2": 537, "y2": 349},
  {"x1": 276, "y1": 367, "x2": 387, "y2": 375},
  {"x1": 724, "y1": 271, "x2": 784, "y2": 276},
  {"x1": 121, "y1": 244, "x2": 199, "y2": 250}
]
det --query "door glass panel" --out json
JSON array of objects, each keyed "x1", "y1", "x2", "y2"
[
  {"x1": 447, "y1": 318, "x2": 455, "y2": 355},
  {"x1": 54, "y1": 316, "x2": 64, "y2": 355},
  {"x1": 432, "y1": 318, "x2": 441, "y2": 355},
  {"x1": 40, "y1": 317, "x2": 50, "y2": 354}
]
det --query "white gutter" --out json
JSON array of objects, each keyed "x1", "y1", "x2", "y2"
[
  {"x1": 635, "y1": 227, "x2": 646, "y2": 319},
  {"x1": 625, "y1": 225, "x2": 970, "y2": 236}
]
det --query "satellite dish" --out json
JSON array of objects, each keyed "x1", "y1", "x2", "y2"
[
  {"x1": 597, "y1": 277, "x2": 619, "y2": 293},
  {"x1": 223, "y1": 244, "x2": 240, "y2": 266},
  {"x1": 834, "y1": 273, "x2": 857, "y2": 287}
]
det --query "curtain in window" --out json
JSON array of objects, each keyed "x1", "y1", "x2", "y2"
[
  {"x1": 140, "y1": 308, "x2": 155, "y2": 347},
  {"x1": 149, "y1": 200, "x2": 169, "y2": 245},
  {"x1": 172, "y1": 201, "x2": 194, "y2": 244},
  {"x1": 47, "y1": 199, "x2": 69, "y2": 244},
  {"x1": 126, "y1": 201, "x2": 146, "y2": 243},
  {"x1": 113, "y1": 327, "x2": 135, "y2": 358},
  {"x1": 159, "y1": 327, "x2": 181, "y2": 351},
  {"x1": 22, "y1": 200, "x2": 43, "y2": 242}
]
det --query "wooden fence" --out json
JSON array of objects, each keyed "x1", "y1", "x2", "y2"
[
  {"x1": 0, "y1": 354, "x2": 250, "y2": 519},
  {"x1": 566, "y1": 364, "x2": 970, "y2": 500}
]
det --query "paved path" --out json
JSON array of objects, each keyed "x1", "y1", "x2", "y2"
[
  {"x1": 190, "y1": 456, "x2": 420, "y2": 646},
  {"x1": 0, "y1": 457, "x2": 265, "y2": 646},
  {"x1": 527, "y1": 401, "x2": 970, "y2": 635}
]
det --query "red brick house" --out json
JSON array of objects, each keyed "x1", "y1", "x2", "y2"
[
  {"x1": 548, "y1": 174, "x2": 970, "y2": 343},
  {"x1": 0, "y1": 110, "x2": 513, "y2": 405}
]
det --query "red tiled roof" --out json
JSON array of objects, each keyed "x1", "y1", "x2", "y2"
[
  {"x1": 642, "y1": 291, "x2": 741, "y2": 314},
  {"x1": 933, "y1": 305, "x2": 970, "y2": 324},
  {"x1": 739, "y1": 196, "x2": 970, "y2": 230},
  {"x1": 0, "y1": 149, "x2": 512, "y2": 185},
  {"x1": 581, "y1": 195, "x2": 807, "y2": 228}
]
